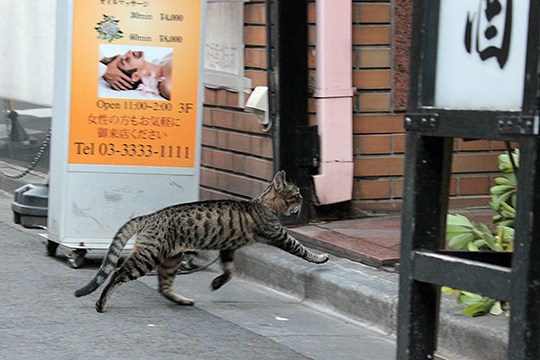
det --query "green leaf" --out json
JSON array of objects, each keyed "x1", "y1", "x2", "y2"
[
  {"x1": 497, "y1": 226, "x2": 515, "y2": 243},
  {"x1": 448, "y1": 233, "x2": 475, "y2": 250},
  {"x1": 446, "y1": 223, "x2": 473, "y2": 233},
  {"x1": 494, "y1": 176, "x2": 514, "y2": 186},
  {"x1": 447, "y1": 214, "x2": 475, "y2": 226},
  {"x1": 490, "y1": 301, "x2": 504, "y2": 316},
  {"x1": 441, "y1": 286, "x2": 459, "y2": 296},
  {"x1": 477, "y1": 222, "x2": 492, "y2": 234},
  {"x1": 498, "y1": 219, "x2": 515, "y2": 227},
  {"x1": 498, "y1": 150, "x2": 519, "y2": 174},
  {"x1": 501, "y1": 210, "x2": 516, "y2": 219},
  {"x1": 480, "y1": 231, "x2": 500, "y2": 251},
  {"x1": 458, "y1": 291, "x2": 484, "y2": 305},
  {"x1": 446, "y1": 226, "x2": 473, "y2": 239},
  {"x1": 494, "y1": 190, "x2": 515, "y2": 207},
  {"x1": 463, "y1": 301, "x2": 494, "y2": 317},
  {"x1": 499, "y1": 201, "x2": 516, "y2": 215},
  {"x1": 446, "y1": 214, "x2": 476, "y2": 238},
  {"x1": 467, "y1": 242, "x2": 479, "y2": 251},
  {"x1": 490, "y1": 185, "x2": 516, "y2": 196},
  {"x1": 473, "y1": 239, "x2": 487, "y2": 248}
]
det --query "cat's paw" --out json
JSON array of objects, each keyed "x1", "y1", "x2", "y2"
[
  {"x1": 211, "y1": 274, "x2": 231, "y2": 290},
  {"x1": 316, "y1": 253, "x2": 329, "y2": 264},
  {"x1": 95, "y1": 301, "x2": 106, "y2": 313},
  {"x1": 211, "y1": 276, "x2": 224, "y2": 290}
]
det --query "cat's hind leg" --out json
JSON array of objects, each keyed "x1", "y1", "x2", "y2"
[
  {"x1": 211, "y1": 250, "x2": 235, "y2": 290},
  {"x1": 95, "y1": 243, "x2": 159, "y2": 312},
  {"x1": 157, "y1": 252, "x2": 194, "y2": 306},
  {"x1": 95, "y1": 270, "x2": 125, "y2": 313}
]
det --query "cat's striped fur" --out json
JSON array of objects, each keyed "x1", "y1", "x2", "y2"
[{"x1": 75, "y1": 171, "x2": 329, "y2": 312}]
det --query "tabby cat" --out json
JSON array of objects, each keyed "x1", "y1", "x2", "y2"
[{"x1": 75, "y1": 171, "x2": 329, "y2": 312}]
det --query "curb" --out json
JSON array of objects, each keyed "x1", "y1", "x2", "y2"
[
  {"x1": 235, "y1": 243, "x2": 509, "y2": 360},
  {"x1": 236, "y1": 245, "x2": 398, "y2": 333}
]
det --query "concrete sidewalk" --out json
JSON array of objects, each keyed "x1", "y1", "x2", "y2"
[{"x1": 4, "y1": 162, "x2": 509, "y2": 360}]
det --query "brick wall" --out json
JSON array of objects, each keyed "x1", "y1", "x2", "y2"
[
  {"x1": 349, "y1": 0, "x2": 506, "y2": 213},
  {"x1": 200, "y1": 0, "x2": 505, "y2": 214},
  {"x1": 199, "y1": 0, "x2": 272, "y2": 202},
  {"x1": 351, "y1": 1, "x2": 399, "y2": 211}
]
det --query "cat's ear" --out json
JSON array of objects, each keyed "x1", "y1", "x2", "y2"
[{"x1": 273, "y1": 170, "x2": 287, "y2": 190}]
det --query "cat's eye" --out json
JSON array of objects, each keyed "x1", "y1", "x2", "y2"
[{"x1": 292, "y1": 191, "x2": 301, "y2": 199}]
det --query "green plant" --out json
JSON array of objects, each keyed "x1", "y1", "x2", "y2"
[
  {"x1": 444, "y1": 150, "x2": 518, "y2": 317},
  {"x1": 490, "y1": 149, "x2": 518, "y2": 227},
  {"x1": 446, "y1": 214, "x2": 514, "y2": 252},
  {"x1": 441, "y1": 288, "x2": 505, "y2": 317}
]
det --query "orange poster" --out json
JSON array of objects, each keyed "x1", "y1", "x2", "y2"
[{"x1": 69, "y1": 0, "x2": 202, "y2": 167}]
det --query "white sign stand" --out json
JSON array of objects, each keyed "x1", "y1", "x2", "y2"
[{"x1": 48, "y1": 0, "x2": 206, "y2": 267}]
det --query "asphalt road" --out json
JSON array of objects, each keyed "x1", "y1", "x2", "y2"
[{"x1": 0, "y1": 190, "x2": 396, "y2": 360}]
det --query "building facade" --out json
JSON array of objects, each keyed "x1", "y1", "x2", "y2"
[{"x1": 200, "y1": 0, "x2": 504, "y2": 220}]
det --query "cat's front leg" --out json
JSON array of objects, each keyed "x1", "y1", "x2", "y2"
[
  {"x1": 211, "y1": 250, "x2": 235, "y2": 290},
  {"x1": 268, "y1": 230, "x2": 329, "y2": 264}
]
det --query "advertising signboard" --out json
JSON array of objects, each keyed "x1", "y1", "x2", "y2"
[{"x1": 48, "y1": 0, "x2": 205, "y2": 262}]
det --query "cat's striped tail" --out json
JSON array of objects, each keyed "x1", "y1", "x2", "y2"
[{"x1": 74, "y1": 217, "x2": 143, "y2": 297}]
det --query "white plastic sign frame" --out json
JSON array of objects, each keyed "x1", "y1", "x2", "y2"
[{"x1": 48, "y1": 0, "x2": 206, "y2": 252}]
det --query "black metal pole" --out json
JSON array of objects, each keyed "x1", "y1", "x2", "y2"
[
  {"x1": 397, "y1": 133, "x2": 453, "y2": 358},
  {"x1": 507, "y1": 137, "x2": 540, "y2": 359}
]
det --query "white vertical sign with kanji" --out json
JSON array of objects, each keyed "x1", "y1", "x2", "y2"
[{"x1": 434, "y1": 0, "x2": 530, "y2": 110}]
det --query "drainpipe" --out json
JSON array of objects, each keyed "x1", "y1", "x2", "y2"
[{"x1": 312, "y1": 0, "x2": 354, "y2": 205}]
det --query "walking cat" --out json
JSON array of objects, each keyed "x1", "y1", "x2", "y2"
[{"x1": 75, "y1": 171, "x2": 329, "y2": 312}]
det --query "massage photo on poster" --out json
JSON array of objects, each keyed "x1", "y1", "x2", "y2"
[{"x1": 98, "y1": 44, "x2": 174, "y2": 101}]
